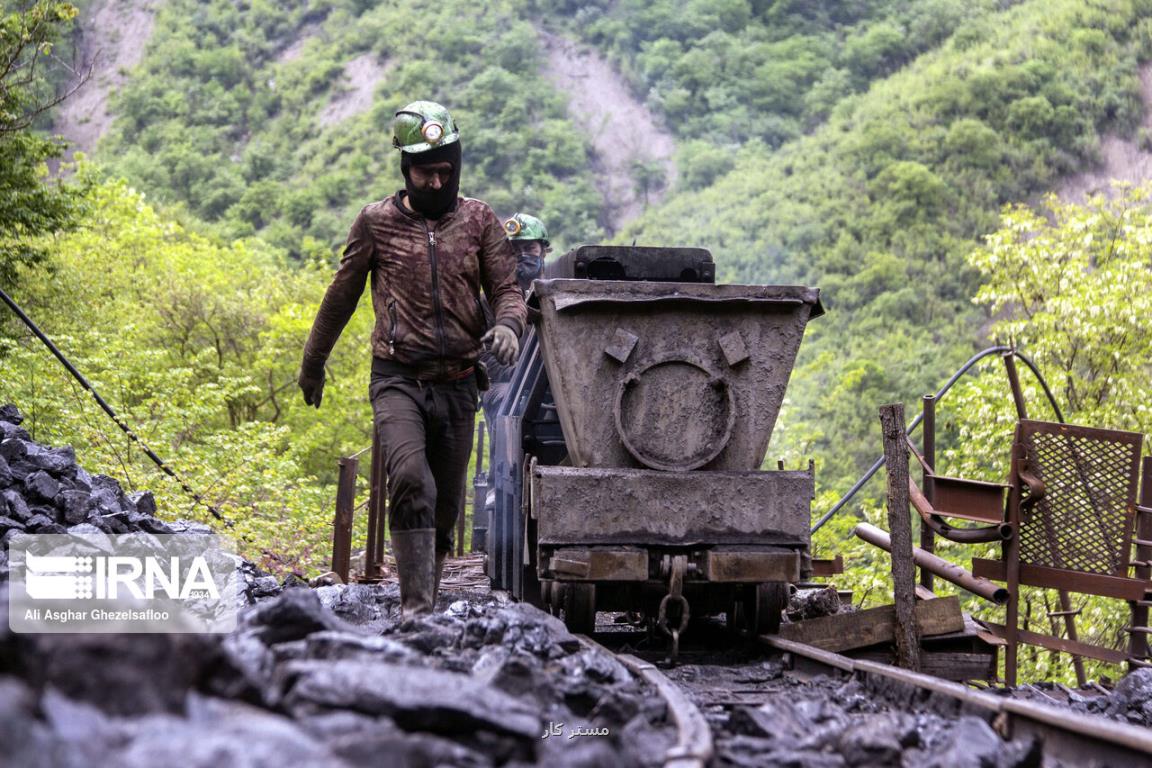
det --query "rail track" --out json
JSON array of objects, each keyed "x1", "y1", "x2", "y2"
[{"x1": 582, "y1": 626, "x2": 1152, "y2": 768}]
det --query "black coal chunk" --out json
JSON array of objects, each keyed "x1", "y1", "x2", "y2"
[
  {"x1": 56, "y1": 489, "x2": 90, "y2": 525},
  {"x1": 276, "y1": 658, "x2": 540, "y2": 741},
  {"x1": 245, "y1": 587, "x2": 363, "y2": 646},
  {"x1": 17, "y1": 633, "x2": 222, "y2": 717}
]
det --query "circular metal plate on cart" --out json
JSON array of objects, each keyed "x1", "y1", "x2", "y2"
[{"x1": 614, "y1": 358, "x2": 734, "y2": 471}]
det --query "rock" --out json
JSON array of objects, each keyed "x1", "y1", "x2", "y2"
[
  {"x1": 245, "y1": 587, "x2": 363, "y2": 646},
  {"x1": 0, "y1": 454, "x2": 12, "y2": 487},
  {"x1": 277, "y1": 659, "x2": 541, "y2": 740},
  {"x1": 396, "y1": 613, "x2": 464, "y2": 654},
  {"x1": 249, "y1": 575, "x2": 281, "y2": 600},
  {"x1": 168, "y1": 519, "x2": 214, "y2": 535},
  {"x1": 1112, "y1": 668, "x2": 1152, "y2": 713},
  {"x1": 56, "y1": 489, "x2": 91, "y2": 525},
  {"x1": 2, "y1": 489, "x2": 30, "y2": 522},
  {"x1": 128, "y1": 490, "x2": 157, "y2": 518},
  {"x1": 0, "y1": 675, "x2": 74, "y2": 768},
  {"x1": 788, "y1": 586, "x2": 842, "y2": 621},
  {"x1": 23, "y1": 513, "x2": 65, "y2": 533},
  {"x1": 22, "y1": 470, "x2": 59, "y2": 504},
  {"x1": 88, "y1": 486, "x2": 123, "y2": 516},
  {"x1": 330, "y1": 729, "x2": 492, "y2": 768},
  {"x1": 31, "y1": 446, "x2": 77, "y2": 477},
  {"x1": 0, "y1": 438, "x2": 28, "y2": 464},
  {"x1": 112, "y1": 695, "x2": 353, "y2": 768},
  {"x1": 918, "y1": 716, "x2": 1004, "y2": 768},
  {"x1": 0, "y1": 404, "x2": 25, "y2": 424},
  {"x1": 65, "y1": 522, "x2": 111, "y2": 541},
  {"x1": 0, "y1": 516, "x2": 26, "y2": 533},
  {"x1": 0, "y1": 421, "x2": 30, "y2": 441},
  {"x1": 18, "y1": 632, "x2": 221, "y2": 716},
  {"x1": 836, "y1": 712, "x2": 917, "y2": 767},
  {"x1": 73, "y1": 466, "x2": 93, "y2": 491},
  {"x1": 303, "y1": 630, "x2": 420, "y2": 665},
  {"x1": 135, "y1": 516, "x2": 174, "y2": 534}
]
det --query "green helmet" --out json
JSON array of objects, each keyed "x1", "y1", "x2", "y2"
[
  {"x1": 503, "y1": 213, "x2": 549, "y2": 247},
  {"x1": 392, "y1": 100, "x2": 460, "y2": 153}
]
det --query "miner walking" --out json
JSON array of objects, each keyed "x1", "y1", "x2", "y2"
[{"x1": 298, "y1": 101, "x2": 526, "y2": 615}]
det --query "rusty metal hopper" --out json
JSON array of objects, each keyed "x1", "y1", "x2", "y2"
[{"x1": 531, "y1": 280, "x2": 823, "y2": 471}]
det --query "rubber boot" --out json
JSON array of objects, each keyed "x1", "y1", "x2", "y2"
[
  {"x1": 433, "y1": 550, "x2": 448, "y2": 604},
  {"x1": 392, "y1": 528, "x2": 436, "y2": 617}
]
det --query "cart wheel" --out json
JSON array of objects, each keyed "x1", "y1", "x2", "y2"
[
  {"x1": 744, "y1": 582, "x2": 786, "y2": 637},
  {"x1": 564, "y1": 583, "x2": 596, "y2": 634},
  {"x1": 543, "y1": 581, "x2": 562, "y2": 616}
]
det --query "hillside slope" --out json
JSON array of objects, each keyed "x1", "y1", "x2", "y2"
[{"x1": 47, "y1": 0, "x2": 1152, "y2": 490}]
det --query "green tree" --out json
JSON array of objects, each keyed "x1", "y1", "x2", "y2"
[
  {"x1": 935, "y1": 186, "x2": 1152, "y2": 683},
  {"x1": 0, "y1": 1, "x2": 84, "y2": 286}
]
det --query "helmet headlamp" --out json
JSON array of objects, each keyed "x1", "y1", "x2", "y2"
[{"x1": 422, "y1": 121, "x2": 444, "y2": 143}]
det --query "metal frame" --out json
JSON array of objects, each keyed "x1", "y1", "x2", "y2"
[{"x1": 972, "y1": 420, "x2": 1149, "y2": 685}]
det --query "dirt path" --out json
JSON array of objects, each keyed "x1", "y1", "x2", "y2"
[
  {"x1": 51, "y1": 0, "x2": 161, "y2": 160},
  {"x1": 539, "y1": 31, "x2": 677, "y2": 235},
  {"x1": 1057, "y1": 62, "x2": 1152, "y2": 202}
]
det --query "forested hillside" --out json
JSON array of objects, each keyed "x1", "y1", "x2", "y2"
[{"x1": 3, "y1": 0, "x2": 1151, "y2": 591}]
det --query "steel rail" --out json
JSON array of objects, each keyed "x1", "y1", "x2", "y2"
[
  {"x1": 763, "y1": 636, "x2": 1152, "y2": 767},
  {"x1": 576, "y1": 635, "x2": 713, "y2": 768},
  {"x1": 811, "y1": 346, "x2": 1063, "y2": 534}
]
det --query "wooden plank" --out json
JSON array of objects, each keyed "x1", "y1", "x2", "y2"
[
  {"x1": 811, "y1": 555, "x2": 844, "y2": 577},
  {"x1": 851, "y1": 649, "x2": 997, "y2": 682},
  {"x1": 972, "y1": 558, "x2": 1147, "y2": 601},
  {"x1": 778, "y1": 595, "x2": 964, "y2": 653}
]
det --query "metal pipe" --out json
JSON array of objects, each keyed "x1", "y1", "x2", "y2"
[
  {"x1": 812, "y1": 345, "x2": 1065, "y2": 534},
  {"x1": 920, "y1": 394, "x2": 936, "y2": 591},
  {"x1": 854, "y1": 522, "x2": 1008, "y2": 604}
]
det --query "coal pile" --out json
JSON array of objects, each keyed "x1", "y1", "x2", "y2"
[
  {"x1": 1, "y1": 582, "x2": 675, "y2": 767},
  {"x1": 0, "y1": 404, "x2": 212, "y2": 583},
  {"x1": 671, "y1": 663, "x2": 1042, "y2": 768},
  {"x1": 1015, "y1": 669, "x2": 1152, "y2": 728},
  {"x1": 0, "y1": 404, "x2": 676, "y2": 766}
]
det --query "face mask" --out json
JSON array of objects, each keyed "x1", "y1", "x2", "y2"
[
  {"x1": 400, "y1": 141, "x2": 462, "y2": 219},
  {"x1": 516, "y1": 253, "x2": 543, "y2": 291}
]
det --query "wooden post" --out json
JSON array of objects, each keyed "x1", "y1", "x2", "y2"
[
  {"x1": 331, "y1": 455, "x2": 359, "y2": 583},
  {"x1": 879, "y1": 403, "x2": 920, "y2": 671}
]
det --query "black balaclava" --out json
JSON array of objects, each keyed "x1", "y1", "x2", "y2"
[
  {"x1": 400, "y1": 141, "x2": 462, "y2": 219},
  {"x1": 516, "y1": 250, "x2": 544, "y2": 292}
]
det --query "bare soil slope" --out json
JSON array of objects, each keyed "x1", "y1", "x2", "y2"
[
  {"x1": 540, "y1": 31, "x2": 677, "y2": 235},
  {"x1": 1057, "y1": 63, "x2": 1152, "y2": 202},
  {"x1": 51, "y1": 0, "x2": 161, "y2": 160}
]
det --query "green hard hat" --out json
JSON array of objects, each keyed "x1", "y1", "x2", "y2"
[
  {"x1": 504, "y1": 213, "x2": 549, "y2": 246},
  {"x1": 392, "y1": 100, "x2": 460, "y2": 153}
]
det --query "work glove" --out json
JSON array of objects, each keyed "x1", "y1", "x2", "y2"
[
  {"x1": 481, "y1": 324, "x2": 519, "y2": 367},
  {"x1": 298, "y1": 364, "x2": 326, "y2": 409}
]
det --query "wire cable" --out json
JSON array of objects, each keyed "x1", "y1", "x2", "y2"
[{"x1": 0, "y1": 285, "x2": 230, "y2": 525}]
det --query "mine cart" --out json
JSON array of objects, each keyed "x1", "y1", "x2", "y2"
[{"x1": 486, "y1": 246, "x2": 823, "y2": 647}]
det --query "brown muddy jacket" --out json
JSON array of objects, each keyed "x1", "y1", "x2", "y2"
[{"x1": 302, "y1": 194, "x2": 527, "y2": 379}]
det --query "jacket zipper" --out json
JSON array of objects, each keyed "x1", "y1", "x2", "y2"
[
  {"x1": 387, "y1": 299, "x2": 398, "y2": 356},
  {"x1": 424, "y1": 221, "x2": 448, "y2": 369}
]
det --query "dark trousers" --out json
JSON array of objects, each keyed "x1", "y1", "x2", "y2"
[{"x1": 369, "y1": 373, "x2": 478, "y2": 555}]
